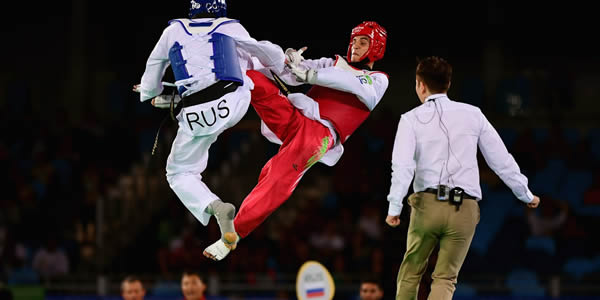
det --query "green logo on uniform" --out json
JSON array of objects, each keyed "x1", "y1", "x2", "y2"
[
  {"x1": 305, "y1": 136, "x2": 330, "y2": 169},
  {"x1": 357, "y1": 75, "x2": 372, "y2": 85}
]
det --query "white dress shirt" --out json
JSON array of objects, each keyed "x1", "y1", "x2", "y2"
[{"x1": 387, "y1": 94, "x2": 534, "y2": 216}]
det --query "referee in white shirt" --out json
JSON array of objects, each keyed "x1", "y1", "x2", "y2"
[{"x1": 386, "y1": 56, "x2": 540, "y2": 300}]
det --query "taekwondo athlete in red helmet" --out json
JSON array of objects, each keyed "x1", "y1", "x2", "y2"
[{"x1": 203, "y1": 21, "x2": 389, "y2": 261}]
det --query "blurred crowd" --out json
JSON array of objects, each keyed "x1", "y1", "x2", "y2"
[{"x1": 1, "y1": 62, "x2": 600, "y2": 298}]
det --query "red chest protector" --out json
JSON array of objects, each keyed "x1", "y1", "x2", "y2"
[{"x1": 306, "y1": 57, "x2": 372, "y2": 143}]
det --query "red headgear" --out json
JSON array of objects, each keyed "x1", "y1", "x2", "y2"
[{"x1": 347, "y1": 21, "x2": 387, "y2": 63}]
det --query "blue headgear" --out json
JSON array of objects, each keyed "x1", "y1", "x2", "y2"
[{"x1": 189, "y1": 0, "x2": 227, "y2": 18}]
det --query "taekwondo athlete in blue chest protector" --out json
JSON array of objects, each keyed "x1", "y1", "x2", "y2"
[{"x1": 135, "y1": 0, "x2": 285, "y2": 258}]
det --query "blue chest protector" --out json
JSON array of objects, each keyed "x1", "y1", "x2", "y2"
[
  {"x1": 167, "y1": 18, "x2": 244, "y2": 95},
  {"x1": 209, "y1": 33, "x2": 244, "y2": 84}
]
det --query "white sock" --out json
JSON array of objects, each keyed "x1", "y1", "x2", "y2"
[{"x1": 206, "y1": 200, "x2": 236, "y2": 243}]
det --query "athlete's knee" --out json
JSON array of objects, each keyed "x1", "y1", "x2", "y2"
[{"x1": 246, "y1": 70, "x2": 279, "y2": 99}]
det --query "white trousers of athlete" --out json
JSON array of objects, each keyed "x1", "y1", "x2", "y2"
[{"x1": 166, "y1": 86, "x2": 250, "y2": 226}]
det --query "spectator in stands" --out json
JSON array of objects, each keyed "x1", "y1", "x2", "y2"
[
  {"x1": 32, "y1": 235, "x2": 69, "y2": 281},
  {"x1": 359, "y1": 277, "x2": 384, "y2": 300},
  {"x1": 510, "y1": 126, "x2": 540, "y2": 174},
  {"x1": 181, "y1": 270, "x2": 207, "y2": 300},
  {"x1": 544, "y1": 122, "x2": 570, "y2": 159},
  {"x1": 524, "y1": 196, "x2": 569, "y2": 271},
  {"x1": 358, "y1": 204, "x2": 383, "y2": 242},
  {"x1": 159, "y1": 226, "x2": 207, "y2": 274},
  {"x1": 584, "y1": 170, "x2": 600, "y2": 205},
  {"x1": 0, "y1": 225, "x2": 8, "y2": 277},
  {"x1": 121, "y1": 275, "x2": 146, "y2": 300},
  {"x1": 1, "y1": 226, "x2": 37, "y2": 285},
  {"x1": 525, "y1": 196, "x2": 568, "y2": 238},
  {"x1": 309, "y1": 220, "x2": 345, "y2": 255}
]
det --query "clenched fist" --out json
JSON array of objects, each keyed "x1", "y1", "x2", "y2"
[{"x1": 386, "y1": 215, "x2": 401, "y2": 227}]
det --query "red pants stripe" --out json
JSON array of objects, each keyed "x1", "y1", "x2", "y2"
[{"x1": 233, "y1": 70, "x2": 334, "y2": 238}]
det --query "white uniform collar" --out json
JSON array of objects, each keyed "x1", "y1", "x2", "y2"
[{"x1": 425, "y1": 93, "x2": 448, "y2": 102}]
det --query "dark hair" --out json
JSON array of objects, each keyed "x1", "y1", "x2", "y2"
[
  {"x1": 416, "y1": 56, "x2": 452, "y2": 93},
  {"x1": 122, "y1": 275, "x2": 142, "y2": 283},
  {"x1": 182, "y1": 270, "x2": 205, "y2": 282},
  {"x1": 121, "y1": 275, "x2": 144, "y2": 291},
  {"x1": 360, "y1": 276, "x2": 383, "y2": 289}
]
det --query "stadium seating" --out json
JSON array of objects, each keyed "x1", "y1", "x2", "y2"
[
  {"x1": 589, "y1": 128, "x2": 600, "y2": 162},
  {"x1": 563, "y1": 255, "x2": 600, "y2": 280},
  {"x1": 470, "y1": 190, "x2": 512, "y2": 257},
  {"x1": 557, "y1": 170, "x2": 594, "y2": 215},
  {"x1": 505, "y1": 268, "x2": 546, "y2": 297},
  {"x1": 497, "y1": 127, "x2": 518, "y2": 149},
  {"x1": 454, "y1": 282, "x2": 477, "y2": 297},
  {"x1": 562, "y1": 127, "x2": 580, "y2": 146},
  {"x1": 530, "y1": 159, "x2": 566, "y2": 197}
]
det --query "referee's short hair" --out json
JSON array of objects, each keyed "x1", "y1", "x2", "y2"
[{"x1": 415, "y1": 56, "x2": 452, "y2": 94}]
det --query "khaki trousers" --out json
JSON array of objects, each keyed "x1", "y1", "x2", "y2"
[{"x1": 396, "y1": 192, "x2": 480, "y2": 300}]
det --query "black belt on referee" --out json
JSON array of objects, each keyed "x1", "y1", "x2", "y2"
[
  {"x1": 423, "y1": 187, "x2": 477, "y2": 200},
  {"x1": 422, "y1": 185, "x2": 476, "y2": 211},
  {"x1": 171, "y1": 80, "x2": 240, "y2": 119}
]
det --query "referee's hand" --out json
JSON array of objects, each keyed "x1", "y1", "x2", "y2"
[
  {"x1": 386, "y1": 215, "x2": 401, "y2": 227},
  {"x1": 528, "y1": 195, "x2": 540, "y2": 208}
]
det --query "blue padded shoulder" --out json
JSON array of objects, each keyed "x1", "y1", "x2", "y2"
[
  {"x1": 210, "y1": 33, "x2": 243, "y2": 84},
  {"x1": 168, "y1": 42, "x2": 190, "y2": 95}
]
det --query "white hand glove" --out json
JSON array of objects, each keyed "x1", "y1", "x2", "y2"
[
  {"x1": 132, "y1": 82, "x2": 176, "y2": 93},
  {"x1": 284, "y1": 46, "x2": 307, "y2": 68},
  {"x1": 133, "y1": 82, "x2": 179, "y2": 108},
  {"x1": 288, "y1": 64, "x2": 317, "y2": 84},
  {"x1": 152, "y1": 94, "x2": 181, "y2": 109}
]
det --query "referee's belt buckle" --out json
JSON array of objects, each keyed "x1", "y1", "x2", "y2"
[
  {"x1": 424, "y1": 186, "x2": 475, "y2": 201},
  {"x1": 436, "y1": 185, "x2": 451, "y2": 201}
]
